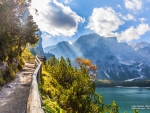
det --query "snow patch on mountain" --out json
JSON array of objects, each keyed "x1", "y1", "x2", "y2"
[
  {"x1": 43, "y1": 33, "x2": 150, "y2": 81},
  {"x1": 104, "y1": 72, "x2": 110, "y2": 78}
]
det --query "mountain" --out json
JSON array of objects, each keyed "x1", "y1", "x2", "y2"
[
  {"x1": 30, "y1": 31, "x2": 54, "y2": 60},
  {"x1": 43, "y1": 41, "x2": 82, "y2": 61},
  {"x1": 131, "y1": 42, "x2": 150, "y2": 57},
  {"x1": 44, "y1": 33, "x2": 150, "y2": 81},
  {"x1": 131, "y1": 42, "x2": 150, "y2": 65},
  {"x1": 131, "y1": 42, "x2": 150, "y2": 51},
  {"x1": 43, "y1": 45, "x2": 55, "y2": 53}
]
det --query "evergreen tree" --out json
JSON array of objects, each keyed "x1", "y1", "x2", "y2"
[
  {"x1": 0, "y1": 0, "x2": 20, "y2": 60},
  {"x1": 0, "y1": 0, "x2": 39, "y2": 85},
  {"x1": 40, "y1": 57, "x2": 120, "y2": 113},
  {"x1": 0, "y1": 0, "x2": 39, "y2": 59},
  {"x1": 17, "y1": 14, "x2": 39, "y2": 55}
]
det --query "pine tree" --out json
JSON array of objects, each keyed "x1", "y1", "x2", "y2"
[
  {"x1": 17, "y1": 14, "x2": 39, "y2": 55},
  {"x1": 40, "y1": 57, "x2": 124, "y2": 113},
  {"x1": 0, "y1": 0, "x2": 39, "y2": 60}
]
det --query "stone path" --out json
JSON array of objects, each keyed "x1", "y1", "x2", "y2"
[{"x1": 0, "y1": 63, "x2": 35, "y2": 113}]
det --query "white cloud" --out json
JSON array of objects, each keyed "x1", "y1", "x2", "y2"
[
  {"x1": 86, "y1": 7, "x2": 124, "y2": 37},
  {"x1": 124, "y1": 0, "x2": 142, "y2": 11},
  {"x1": 87, "y1": 7, "x2": 150, "y2": 42},
  {"x1": 126, "y1": 14, "x2": 136, "y2": 21},
  {"x1": 30, "y1": 0, "x2": 85, "y2": 37},
  {"x1": 136, "y1": 24, "x2": 150, "y2": 35},
  {"x1": 117, "y1": 24, "x2": 150, "y2": 41},
  {"x1": 117, "y1": 4, "x2": 122, "y2": 9},
  {"x1": 139, "y1": 18, "x2": 147, "y2": 23},
  {"x1": 64, "y1": 0, "x2": 72, "y2": 4},
  {"x1": 120, "y1": 13, "x2": 136, "y2": 21}
]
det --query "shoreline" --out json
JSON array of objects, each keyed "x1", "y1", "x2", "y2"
[
  {"x1": 115, "y1": 86, "x2": 150, "y2": 88},
  {"x1": 96, "y1": 86, "x2": 150, "y2": 88}
]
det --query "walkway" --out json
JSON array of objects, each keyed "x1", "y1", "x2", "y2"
[{"x1": 0, "y1": 63, "x2": 35, "y2": 113}]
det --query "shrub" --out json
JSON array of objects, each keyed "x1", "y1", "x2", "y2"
[
  {"x1": 17, "y1": 64, "x2": 24, "y2": 70},
  {"x1": 20, "y1": 57, "x2": 25, "y2": 66},
  {"x1": 17, "y1": 57, "x2": 25, "y2": 70},
  {"x1": 0, "y1": 77, "x2": 4, "y2": 86},
  {"x1": 40, "y1": 57, "x2": 120, "y2": 113},
  {"x1": 3, "y1": 65, "x2": 16, "y2": 82},
  {"x1": 42, "y1": 98, "x2": 66, "y2": 113}
]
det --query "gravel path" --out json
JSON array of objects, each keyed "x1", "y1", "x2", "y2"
[{"x1": 0, "y1": 63, "x2": 35, "y2": 113}]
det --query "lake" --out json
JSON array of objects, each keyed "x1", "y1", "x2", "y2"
[{"x1": 96, "y1": 87, "x2": 150, "y2": 113}]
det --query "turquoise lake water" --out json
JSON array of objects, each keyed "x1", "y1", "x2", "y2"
[{"x1": 96, "y1": 87, "x2": 150, "y2": 113}]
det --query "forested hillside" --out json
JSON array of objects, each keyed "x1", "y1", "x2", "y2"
[
  {"x1": 40, "y1": 56, "x2": 139, "y2": 113},
  {"x1": 0, "y1": 0, "x2": 38, "y2": 87},
  {"x1": 40, "y1": 56, "x2": 118, "y2": 113}
]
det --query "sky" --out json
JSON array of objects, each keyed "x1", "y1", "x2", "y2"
[{"x1": 30, "y1": 0, "x2": 150, "y2": 48}]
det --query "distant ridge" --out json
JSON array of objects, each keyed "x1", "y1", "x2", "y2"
[{"x1": 43, "y1": 33, "x2": 150, "y2": 81}]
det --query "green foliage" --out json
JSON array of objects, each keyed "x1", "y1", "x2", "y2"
[
  {"x1": 40, "y1": 56, "x2": 121, "y2": 113},
  {"x1": 18, "y1": 14, "x2": 39, "y2": 56},
  {"x1": 17, "y1": 57, "x2": 25, "y2": 70},
  {"x1": 22, "y1": 47, "x2": 34, "y2": 58},
  {"x1": 0, "y1": 57, "x2": 25, "y2": 86},
  {"x1": 17, "y1": 64, "x2": 24, "y2": 70},
  {"x1": 0, "y1": 0, "x2": 38, "y2": 87},
  {"x1": 0, "y1": 70, "x2": 4, "y2": 86},
  {"x1": 2, "y1": 63, "x2": 18, "y2": 84},
  {"x1": 0, "y1": 76, "x2": 4, "y2": 86},
  {"x1": 0, "y1": 0, "x2": 19, "y2": 59},
  {"x1": 96, "y1": 79, "x2": 150, "y2": 87},
  {"x1": 20, "y1": 57, "x2": 25, "y2": 66},
  {"x1": 22, "y1": 47, "x2": 35, "y2": 62},
  {"x1": 134, "y1": 109, "x2": 138, "y2": 113},
  {"x1": 0, "y1": 0, "x2": 39, "y2": 60},
  {"x1": 42, "y1": 98, "x2": 66, "y2": 113}
]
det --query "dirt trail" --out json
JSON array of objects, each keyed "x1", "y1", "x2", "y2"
[{"x1": 0, "y1": 63, "x2": 35, "y2": 113}]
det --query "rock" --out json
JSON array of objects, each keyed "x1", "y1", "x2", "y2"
[
  {"x1": 6, "y1": 85, "x2": 13, "y2": 88},
  {"x1": 30, "y1": 30, "x2": 54, "y2": 60}
]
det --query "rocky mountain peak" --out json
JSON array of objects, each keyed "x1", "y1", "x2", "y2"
[{"x1": 43, "y1": 33, "x2": 150, "y2": 81}]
